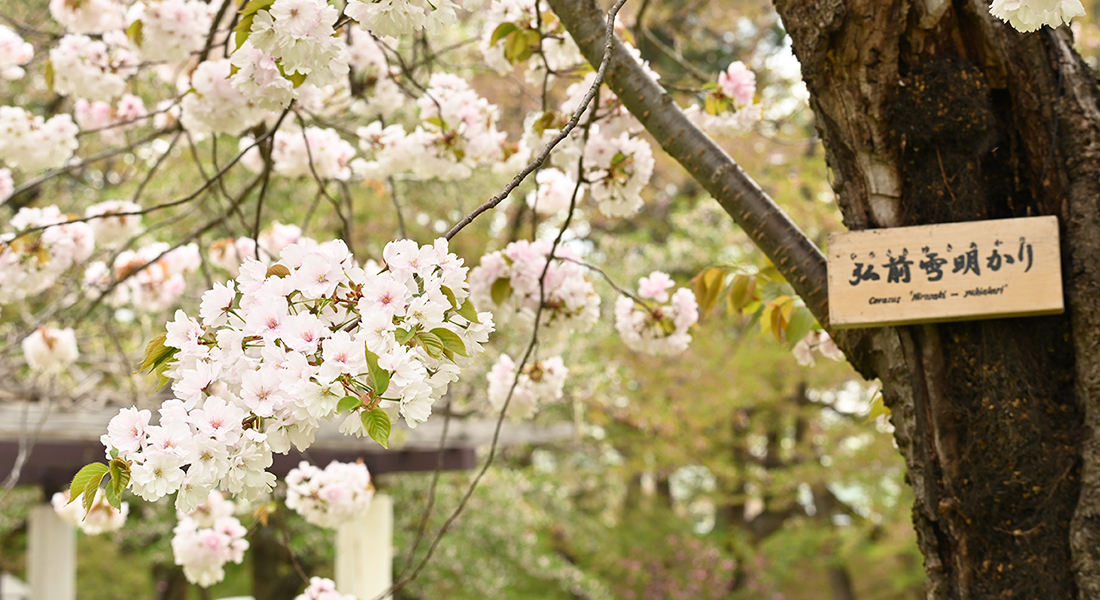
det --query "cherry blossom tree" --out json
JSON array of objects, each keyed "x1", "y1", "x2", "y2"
[{"x1": 2, "y1": 0, "x2": 1094, "y2": 597}]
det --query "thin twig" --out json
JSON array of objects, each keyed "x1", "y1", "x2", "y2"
[
  {"x1": 388, "y1": 177, "x2": 408, "y2": 239},
  {"x1": 3, "y1": 127, "x2": 175, "y2": 208},
  {"x1": 398, "y1": 397, "x2": 454, "y2": 577}
]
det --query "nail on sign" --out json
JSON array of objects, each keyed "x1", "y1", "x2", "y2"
[{"x1": 827, "y1": 216, "x2": 1064, "y2": 328}]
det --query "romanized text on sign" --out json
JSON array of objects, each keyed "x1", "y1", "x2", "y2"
[{"x1": 827, "y1": 216, "x2": 1064, "y2": 328}]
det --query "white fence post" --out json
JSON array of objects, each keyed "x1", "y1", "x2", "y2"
[
  {"x1": 335, "y1": 494, "x2": 393, "y2": 600},
  {"x1": 27, "y1": 504, "x2": 75, "y2": 600}
]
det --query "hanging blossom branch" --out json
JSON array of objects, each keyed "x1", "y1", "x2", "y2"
[
  {"x1": 5, "y1": 109, "x2": 291, "y2": 244},
  {"x1": 379, "y1": 4, "x2": 627, "y2": 598},
  {"x1": 546, "y1": 0, "x2": 830, "y2": 325}
]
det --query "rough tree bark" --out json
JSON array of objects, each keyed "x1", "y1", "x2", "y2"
[{"x1": 549, "y1": 0, "x2": 1100, "y2": 598}]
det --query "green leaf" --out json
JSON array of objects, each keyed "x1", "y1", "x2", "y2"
[
  {"x1": 704, "y1": 93, "x2": 732, "y2": 116},
  {"x1": 424, "y1": 116, "x2": 446, "y2": 130},
  {"x1": 365, "y1": 349, "x2": 390, "y2": 396},
  {"x1": 416, "y1": 331, "x2": 445, "y2": 359},
  {"x1": 864, "y1": 392, "x2": 890, "y2": 424},
  {"x1": 234, "y1": 12, "x2": 255, "y2": 50},
  {"x1": 440, "y1": 285, "x2": 458, "y2": 309},
  {"x1": 490, "y1": 277, "x2": 513, "y2": 306},
  {"x1": 126, "y1": 19, "x2": 143, "y2": 48},
  {"x1": 69, "y1": 463, "x2": 109, "y2": 507},
  {"x1": 490, "y1": 22, "x2": 518, "y2": 46},
  {"x1": 286, "y1": 69, "x2": 307, "y2": 89},
  {"x1": 503, "y1": 28, "x2": 539, "y2": 63},
  {"x1": 744, "y1": 302, "x2": 763, "y2": 331},
  {"x1": 533, "y1": 110, "x2": 558, "y2": 137},
  {"x1": 456, "y1": 298, "x2": 481, "y2": 324},
  {"x1": 153, "y1": 357, "x2": 173, "y2": 390},
  {"x1": 238, "y1": 0, "x2": 276, "y2": 17},
  {"x1": 430, "y1": 327, "x2": 467, "y2": 357},
  {"x1": 361, "y1": 407, "x2": 391, "y2": 449},
  {"x1": 759, "y1": 280, "x2": 786, "y2": 303},
  {"x1": 108, "y1": 458, "x2": 130, "y2": 502},
  {"x1": 785, "y1": 306, "x2": 816, "y2": 348},
  {"x1": 336, "y1": 395, "x2": 361, "y2": 413},
  {"x1": 82, "y1": 474, "x2": 103, "y2": 515},
  {"x1": 728, "y1": 274, "x2": 754, "y2": 315},
  {"x1": 758, "y1": 264, "x2": 788, "y2": 285},
  {"x1": 692, "y1": 267, "x2": 725, "y2": 318},
  {"x1": 395, "y1": 327, "x2": 415, "y2": 345},
  {"x1": 137, "y1": 333, "x2": 171, "y2": 374},
  {"x1": 104, "y1": 477, "x2": 121, "y2": 510},
  {"x1": 44, "y1": 60, "x2": 54, "y2": 93}
]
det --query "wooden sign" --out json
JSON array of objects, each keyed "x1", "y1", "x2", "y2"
[{"x1": 827, "y1": 216, "x2": 1063, "y2": 328}]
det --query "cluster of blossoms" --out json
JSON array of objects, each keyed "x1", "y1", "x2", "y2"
[
  {"x1": 355, "y1": 73, "x2": 512, "y2": 181},
  {"x1": 792, "y1": 330, "x2": 844, "y2": 367},
  {"x1": 0, "y1": 200, "x2": 179, "y2": 315},
  {"x1": 686, "y1": 61, "x2": 762, "y2": 138},
  {"x1": 126, "y1": 0, "x2": 214, "y2": 62},
  {"x1": 990, "y1": 0, "x2": 1085, "y2": 32},
  {"x1": 2, "y1": 198, "x2": 178, "y2": 320},
  {"x1": 179, "y1": 59, "x2": 267, "y2": 136},
  {"x1": 74, "y1": 95, "x2": 147, "y2": 143},
  {"x1": 0, "y1": 107, "x2": 80, "y2": 173},
  {"x1": 51, "y1": 489, "x2": 129, "y2": 535},
  {"x1": 487, "y1": 354, "x2": 568, "y2": 419},
  {"x1": 295, "y1": 577, "x2": 356, "y2": 600},
  {"x1": 242, "y1": 126, "x2": 356, "y2": 181},
  {"x1": 469, "y1": 240, "x2": 599, "y2": 335},
  {"x1": 171, "y1": 491, "x2": 249, "y2": 587},
  {"x1": 345, "y1": 0, "x2": 460, "y2": 37},
  {"x1": 230, "y1": 0, "x2": 350, "y2": 111},
  {"x1": 614, "y1": 272, "x2": 699, "y2": 356},
  {"x1": 285, "y1": 460, "x2": 374, "y2": 528},
  {"x1": 101, "y1": 237, "x2": 493, "y2": 511},
  {"x1": 208, "y1": 222, "x2": 306, "y2": 277},
  {"x1": 84, "y1": 242, "x2": 201, "y2": 313},
  {"x1": 416, "y1": 74, "x2": 509, "y2": 165},
  {"x1": 345, "y1": 30, "x2": 392, "y2": 81},
  {"x1": 0, "y1": 205, "x2": 93, "y2": 304},
  {"x1": 344, "y1": 32, "x2": 404, "y2": 120},
  {"x1": 50, "y1": 32, "x2": 139, "y2": 102},
  {"x1": 22, "y1": 326, "x2": 80, "y2": 371},
  {"x1": 479, "y1": 0, "x2": 584, "y2": 83},
  {"x1": 49, "y1": 0, "x2": 126, "y2": 34},
  {"x1": 0, "y1": 25, "x2": 33, "y2": 80},
  {"x1": 513, "y1": 64, "x2": 656, "y2": 219}
]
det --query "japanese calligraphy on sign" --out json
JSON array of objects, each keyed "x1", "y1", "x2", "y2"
[{"x1": 827, "y1": 216, "x2": 1063, "y2": 328}]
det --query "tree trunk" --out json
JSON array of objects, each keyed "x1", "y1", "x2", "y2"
[
  {"x1": 771, "y1": 1, "x2": 1100, "y2": 598},
  {"x1": 547, "y1": 0, "x2": 1100, "y2": 597}
]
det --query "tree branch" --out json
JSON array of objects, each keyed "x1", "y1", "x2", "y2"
[{"x1": 546, "y1": 0, "x2": 830, "y2": 324}]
